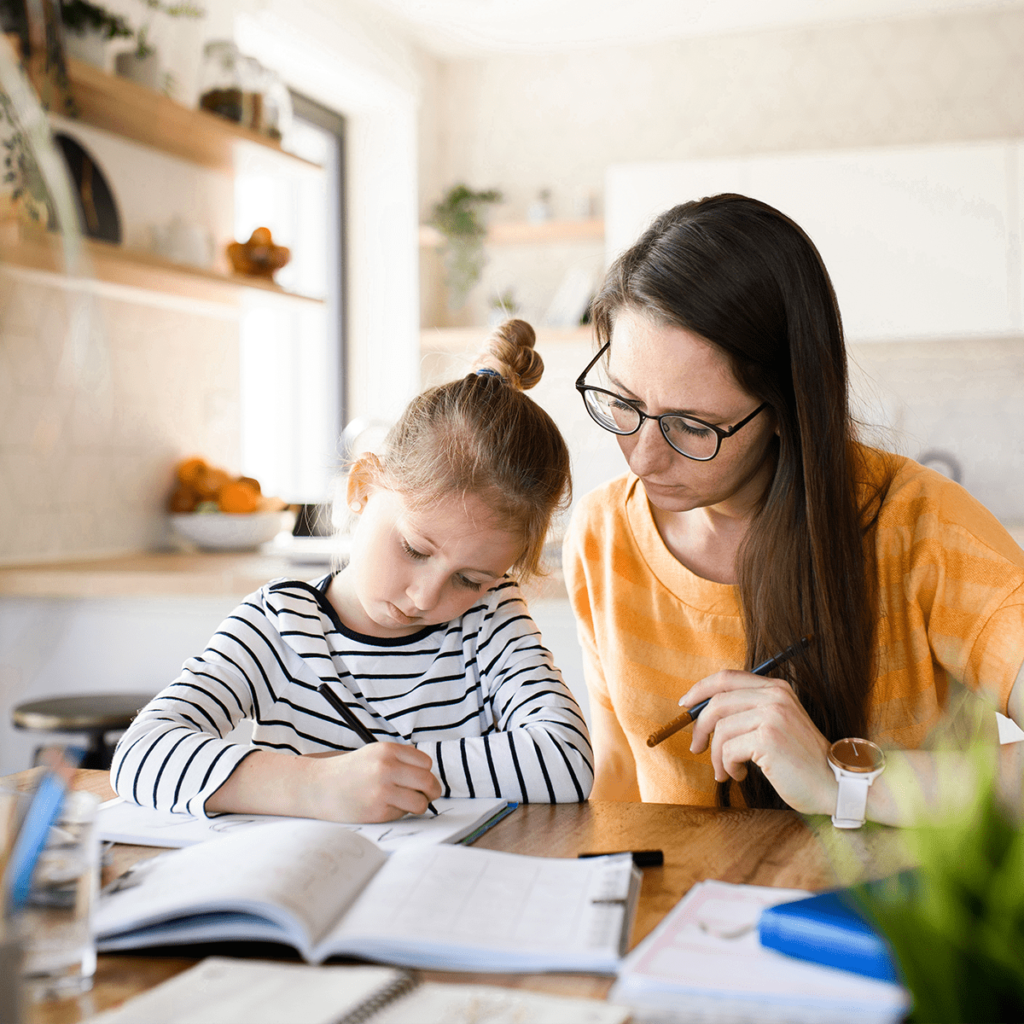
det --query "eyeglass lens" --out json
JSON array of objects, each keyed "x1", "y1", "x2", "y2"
[{"x1": 583, "y1": 389, "x2": 721, "y2": 460}]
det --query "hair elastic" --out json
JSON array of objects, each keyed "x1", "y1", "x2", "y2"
[{"x1": 475, "y1": 367, "x2": 503, "y2": 379}]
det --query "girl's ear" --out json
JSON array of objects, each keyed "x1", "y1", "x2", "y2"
[{"x1": 346, "y1": 455, "x2": 384, "y2": 513}]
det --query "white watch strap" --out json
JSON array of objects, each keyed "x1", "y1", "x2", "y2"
[{"x1": 832, "y1": 774, "x2": 870, "y2": 828}]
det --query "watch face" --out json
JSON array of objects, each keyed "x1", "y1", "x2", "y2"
[{"x1": 828, "y1": 737, "x2": 885, "y2": 773}]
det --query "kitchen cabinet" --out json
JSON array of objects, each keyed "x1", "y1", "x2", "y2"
[
  {"x1": 6, "y1": 57, "x2": 323, "y2": 306},
  {"x1": 606, "y1": 140, "x2": 1024, "y2": 342}
]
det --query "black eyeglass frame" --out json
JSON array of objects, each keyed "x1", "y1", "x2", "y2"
[{"x1": 575, "y1": 342, "x2": 770, "y2": 462}]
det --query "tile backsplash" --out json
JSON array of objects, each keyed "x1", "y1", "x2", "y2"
[{"x1": 0, "y1": 268, "x2": 241, "y2": 565}]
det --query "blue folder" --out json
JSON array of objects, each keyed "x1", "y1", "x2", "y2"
[{"x1": 758, "y1": 888, "x2": 900, "y2": 983}]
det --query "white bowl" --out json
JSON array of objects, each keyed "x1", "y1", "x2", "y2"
[{"x1": 169, "y1": 511, "x2": 289, "y2": 552}]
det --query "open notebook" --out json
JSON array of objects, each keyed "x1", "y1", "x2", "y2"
[
  {"x1": 84, "y1": 957, "x2": 633, "y2": 1024},
  {"x1": 611, "y1": 879, "x2": 910, "y2": 1024},
  {"x1": 95, "y1": 819, "x2": 640, "y2": 972},
  {"x1": 97, "y1": 796, "x2": 514, "y2": 851}
]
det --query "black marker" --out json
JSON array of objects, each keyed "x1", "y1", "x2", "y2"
[
  {"x1": 317, "y1": 683, "x2": 438, "y2": 815},
  {"x1": 579, "y1": 849, "x2": 664, "y2": 867}
]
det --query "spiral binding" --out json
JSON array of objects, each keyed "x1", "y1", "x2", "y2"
[{"x1": 340, "y1": 970, "x2": 419, "y2": 1024}]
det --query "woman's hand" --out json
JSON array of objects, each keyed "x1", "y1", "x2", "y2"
[
  {"x1": 305, "y1": 743, "x2": 442, "y2": 823},
  {"x1": 683, "y1": 671, "x2": 836, "y2": 815}
]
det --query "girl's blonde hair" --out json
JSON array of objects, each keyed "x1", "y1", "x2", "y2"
[{"x1": 370, "y1": 319, "x2": 570, "y2": 581}]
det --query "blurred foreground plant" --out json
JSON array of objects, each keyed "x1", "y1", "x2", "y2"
[{"x1": 854, "y1": 745, "x2": 1024, "y2": 1023}]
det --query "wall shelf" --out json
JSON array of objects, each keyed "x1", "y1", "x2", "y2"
[
  {"x1": 419, "y1": 218, "x2": 604, "y2": 248},
  {"x1": 49, "y1": 58, "x2": 321, "y2": 173},
  {"x1": 420, "y1": 325, "x2": 592, "y2": 352},
  {"x1": 0, "y1": 222, "x2": 323, "y2": 306}
]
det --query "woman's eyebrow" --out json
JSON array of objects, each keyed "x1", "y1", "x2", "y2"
[{"x1": 605, "y1": 369, "x2": 719, "y2": 421}]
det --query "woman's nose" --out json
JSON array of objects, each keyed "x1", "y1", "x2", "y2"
[{"x1": 622, "y1": 418, "x2": 671, "y2": 476}]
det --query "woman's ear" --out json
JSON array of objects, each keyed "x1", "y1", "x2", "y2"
[{"x1": 346, "y1": 455, "x2": 384, "y2": 513}]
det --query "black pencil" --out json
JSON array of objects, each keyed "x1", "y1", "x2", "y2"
[
  {"x1": 317, "y1": 683, "x2": 439, "y2": 815},
  {"x1": 646, "y1": 635, "x2": 814, "y2": 748}
]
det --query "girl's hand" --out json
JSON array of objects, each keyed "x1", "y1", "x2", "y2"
[
  {"x1": 683, "y1": 671, "x2": 836, "y2": 815},
  {"x1": 305, "y1": 743, "x2": 442, "y2": 823}
]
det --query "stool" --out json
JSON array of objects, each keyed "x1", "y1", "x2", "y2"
[{"x1": 12, "y1": 693, "x2": 154, "y2": 770}]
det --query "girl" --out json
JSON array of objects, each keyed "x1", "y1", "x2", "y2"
[
  {"x1": 112, "y1": 320, "x2": 593, "y2": 822},
  {"x1": 564, "y1": 194, "x2": 1024, "y2": 825}
]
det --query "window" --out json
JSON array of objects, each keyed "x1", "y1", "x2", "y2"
[{"x1": 234, "y1": 94, "x2": 346, "y2": 505}]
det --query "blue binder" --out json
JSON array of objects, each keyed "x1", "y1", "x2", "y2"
[{"x1": 758, "y1": 888, "x2": 900, "y2": 983}]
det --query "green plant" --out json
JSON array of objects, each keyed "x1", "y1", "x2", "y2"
[
  {"x1": 130, "y1": 0, "x2": 204, "y2": 59},
  {"x1": 59, "y1": 0, "x2": 132, "y2": 40},
  {"x1": 430, "y1": 183, "x2": 502, "y2": 309},
  {"x1": 853, "y1": 764, "x2": 1024, "y2": 1022},
  {"x1": 0, "y1": 88, "x2": 49, "y2": 223}
]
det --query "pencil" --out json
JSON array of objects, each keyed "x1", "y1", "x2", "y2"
[
  {"x1": 646, "y1": 635, "x2": 813, "y2": 748},
  {"x1": 317, "y1": 683, "x2": 439, "y2": 816}
]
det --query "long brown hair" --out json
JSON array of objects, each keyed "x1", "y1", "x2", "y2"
[
  {"x1": 592, "y1": 194, "x2": 892, "y2": 809},
  {"x1": 372, "y1": 318, "x2": 571, "y2": 582}
]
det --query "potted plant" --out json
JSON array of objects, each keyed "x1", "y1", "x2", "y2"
[
  {"x1": 430, "y1": 182, "x2": 503, "y2": 310},
  {"x1": 114, "y1": 0, "x2": 204, "y2": 92},
  {"x1": 59, "y1": 0, "x2": 131, "y2": 69}
]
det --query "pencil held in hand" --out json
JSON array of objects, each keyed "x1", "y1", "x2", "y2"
[
  {"x1": 646, "y1": 635, "x2": 813, "y2": 748},
  {"x1": 317, "y1": 683, "x2": 439, "y2": 816}
]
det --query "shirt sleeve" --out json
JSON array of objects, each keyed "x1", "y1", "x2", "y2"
[
  {"x1": 416, "y1": 582, "x2": 594, "y2": 803},
  {"x1": 109, "y1": 589, "x2": 278, "y2": 818}
]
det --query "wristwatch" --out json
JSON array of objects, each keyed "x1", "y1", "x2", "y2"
[{"x1": 827, "y1": 737, "x2": 886, "y2": 829}]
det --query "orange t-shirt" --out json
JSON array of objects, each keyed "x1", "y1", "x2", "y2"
[{"x1": 563, "y1": 448, "x2": 1024, "y2": 807}]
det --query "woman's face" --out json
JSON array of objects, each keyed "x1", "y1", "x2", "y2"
[{"x1": 604, "y1": 307, "x2": 778, "y2": 518}]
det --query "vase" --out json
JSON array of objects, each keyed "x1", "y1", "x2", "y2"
[
  {"x1": 64, "y1": 29, "x2": 107, "y2": 70},
  {"x1": 114, "y1": 50, "x2": 160, "y2": 90}
]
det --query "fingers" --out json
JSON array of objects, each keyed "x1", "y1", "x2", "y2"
[
  {"x1": 310, "y1": 742, "x2": 442, "y2": 822},
  {"x1": 688, "y1": 677, "x2": 794, "y2": 754}
]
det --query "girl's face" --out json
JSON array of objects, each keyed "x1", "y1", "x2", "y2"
[
  {"x1": 330, "y1": 477, "x2": 522, "y2": 639},
  {"x1": 605, "y1": 307, "x2": 778, "y2": 518}
]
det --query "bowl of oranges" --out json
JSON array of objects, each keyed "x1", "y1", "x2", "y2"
[{"x1": 167, "y1": 457, "x2": 291, "y2": 551}]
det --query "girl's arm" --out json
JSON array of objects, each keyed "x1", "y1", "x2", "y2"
[{"x1": 414, "y1": 591, "x2": 595, "y2": 803}]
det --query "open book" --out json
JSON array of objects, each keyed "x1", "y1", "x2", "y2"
[
  {"x1": 94, "y1": 820, "x2": 640, "y2": 972},
  {"x1": 97, "y1": 796, "x2": 514, "y2": 851}
]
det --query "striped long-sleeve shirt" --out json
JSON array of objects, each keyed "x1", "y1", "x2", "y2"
[{"x1": 111, "y1": 574, "x2": 593, "y2": 816}]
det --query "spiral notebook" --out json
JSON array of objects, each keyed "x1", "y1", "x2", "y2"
[{"x1": 85, "y1": 957, "x2": 632, "y2": 1024}]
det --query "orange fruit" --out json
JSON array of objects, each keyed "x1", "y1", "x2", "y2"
[{"x1": 218, "y1": 479, "x2": 262, "y2": 514}]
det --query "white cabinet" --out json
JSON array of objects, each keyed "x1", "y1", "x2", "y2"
[{"x1": 606, "y1": 140, "x2": 1023, "y2": 342}]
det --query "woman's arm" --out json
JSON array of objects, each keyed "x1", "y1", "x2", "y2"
[
  {"x1": 686, "y1": 658, "x2": 1024, "y2": 826},
  {"x1": 588, "y1": 701, "x2": 641, "y2": 801}
]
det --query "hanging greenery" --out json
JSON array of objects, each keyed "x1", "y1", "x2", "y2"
[{"x1": 430, "y1": 183, "x2": 502, "y2": 310}]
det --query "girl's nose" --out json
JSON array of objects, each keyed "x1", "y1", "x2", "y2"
[{"x1": 407, "y1": 573, "x2": 444, "y2": 612}]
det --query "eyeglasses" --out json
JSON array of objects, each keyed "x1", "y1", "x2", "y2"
[{"x1": 575, "y1": 342, "x2": 769, "y2": 462}]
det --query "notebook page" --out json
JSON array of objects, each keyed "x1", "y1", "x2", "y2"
[{"x1": 323, "y1": 845, "x2": 634, "y2": 970}]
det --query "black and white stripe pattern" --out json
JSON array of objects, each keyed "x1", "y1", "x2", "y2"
[{"x1": 111, "y1": 574, "x2": 593, "y2": 816}]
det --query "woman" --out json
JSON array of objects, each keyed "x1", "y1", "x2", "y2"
[{"x1": 563, "y1": 193, "x2": 1024, "y2": 825}]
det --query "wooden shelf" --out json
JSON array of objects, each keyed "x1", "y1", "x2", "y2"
[
  {"x1": 47, "y1": 58, "x2": 320, "y2": 173},
  {"x1": 0, "y1": 221, "x2": 323, "y2": 306},
  {"x1": 419, "y1": 218, "x2": 604, "y2": 248},
  {"x1": 420, "y1": 325, "x2": 592, "y2": 352}
]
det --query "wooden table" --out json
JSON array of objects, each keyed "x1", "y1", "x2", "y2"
[{"x1": 6, "y1": 768, "x2": 913, "y2": 1024}]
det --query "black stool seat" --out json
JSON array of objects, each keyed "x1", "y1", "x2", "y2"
[{"x1": 12, "y1": 692, "x2": 154, "y2": 769}]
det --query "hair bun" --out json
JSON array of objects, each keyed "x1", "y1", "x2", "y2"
[{"x1": 474, "y1": 318, "x2": 543, "y2": 391}]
